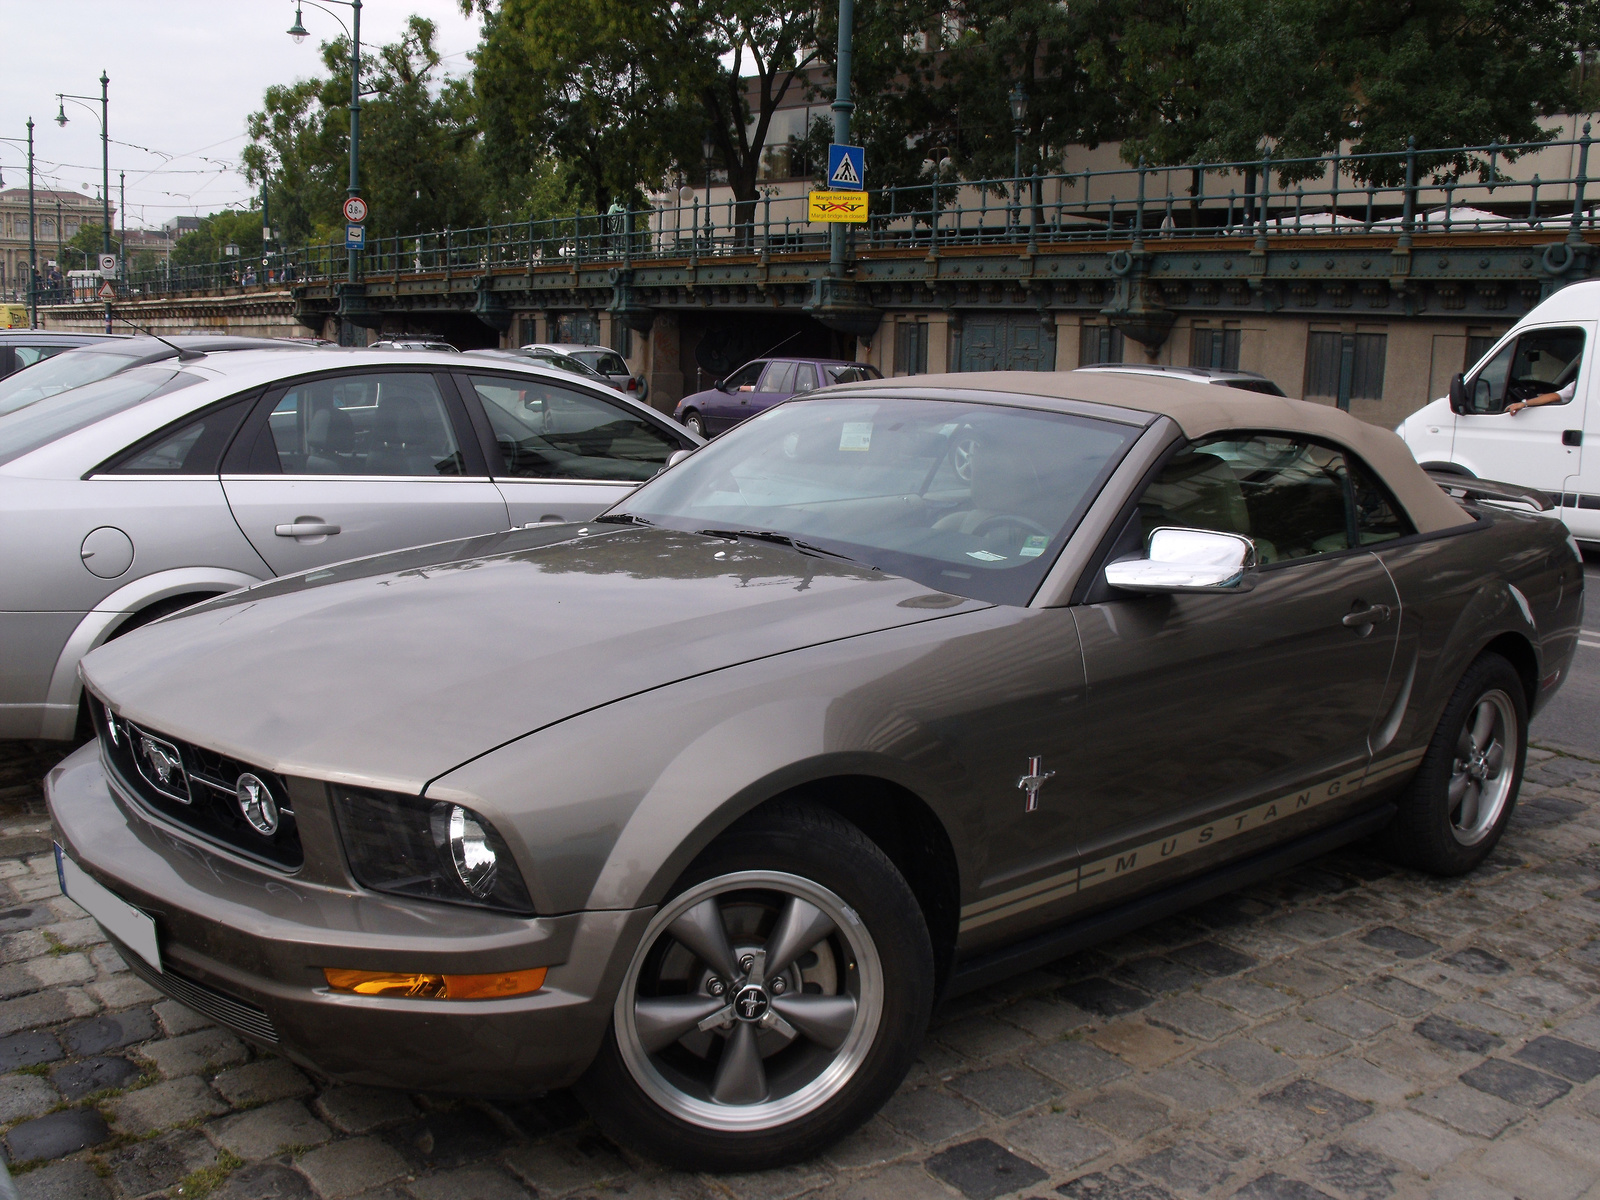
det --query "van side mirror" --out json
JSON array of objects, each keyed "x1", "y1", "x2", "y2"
[{"x1": 1449, "y1": 373, "x2": 1467, "y2": 413}]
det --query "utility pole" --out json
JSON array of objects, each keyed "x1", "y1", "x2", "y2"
[
  {"x1": 27, "y1": 120, "x2": 35, "y2": 327},
  {"x1": 829, "y1": 0, "x2": 854, "y2": 274},
  {"x1": 55, "y1": 198, "x2": 62, "y2": 303},
  {"x1": 119, "y1": 169, "x2": 125, "y2": 289}
]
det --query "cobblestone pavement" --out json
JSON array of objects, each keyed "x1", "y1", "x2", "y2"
[{"x1": 5, "y1": 742, "x2": 1600, "y2": 1200}]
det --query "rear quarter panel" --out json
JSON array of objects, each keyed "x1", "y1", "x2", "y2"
[{"x1": 1373, "y1": 508, "x2": 1582, "y2": 760}]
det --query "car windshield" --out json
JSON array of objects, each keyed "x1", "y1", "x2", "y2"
[
  {"x1": 534, "y1": 353, "x2": 609, "y2": 380},
  {"x1": 612, "y1": 396, "x2": 1136, "y2": 605},
  {"x1": 572, "y1": 350, "x2": 628, "y2": 376},
  {"x1": 0, "y1": 366, "x2": 203, "y2": 468},
  {"x1": 0, "y1": 346, "x2": 147, "y2": 416}
]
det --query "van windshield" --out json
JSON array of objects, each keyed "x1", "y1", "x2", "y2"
[{"x1": 0, "y1": 367, "x2": 202, "y2": 467}]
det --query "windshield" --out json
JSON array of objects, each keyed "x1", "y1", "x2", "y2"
[
  {"x1": 613, "y1": 396, "x2": 1136, "y2": 605},
  {"x1": 0, "y1": 366, "x2": 203, "y2": 467},
  {"x1": 0, "y1": 346, "x2": 147, "y2": 416},
  {"x1": 572, "y1": 350, "x2": 629, "y2": 376}
]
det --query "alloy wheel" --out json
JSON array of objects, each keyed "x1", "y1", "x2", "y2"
[
  {"x1": 614, "y1": 870, "x2": 883, "y2": 1132},
  {"x1": 1448, "y1": 688, "x2": 1517, "y2": 845}
]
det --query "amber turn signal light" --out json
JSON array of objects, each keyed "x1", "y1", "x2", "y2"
[{"x1": 323, "y1": 966, "x2": 547, "y2": 999}]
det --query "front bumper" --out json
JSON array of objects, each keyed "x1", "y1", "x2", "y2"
[{"x1": 47, "y1": 743, "x2": 652, "y2": 1094}]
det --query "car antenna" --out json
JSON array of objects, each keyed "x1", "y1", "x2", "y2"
[
  {"x1": 749, "y1": 331, "x2": 802, "y2": 361},
  {"x1": 110, "y1": 313, "x2": 207, "y2": 362}
]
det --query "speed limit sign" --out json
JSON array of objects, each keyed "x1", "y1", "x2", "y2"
[{"x1": 342, "y1": 196, "x2": 368, "y2": 224}]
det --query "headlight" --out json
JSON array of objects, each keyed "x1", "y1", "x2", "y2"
[{"x1": 331, "y1": 786, "x2": 533, "y2": 914}]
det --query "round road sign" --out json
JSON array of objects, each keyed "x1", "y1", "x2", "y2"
[{"x1": 342, "y1": 196, "x2": 368, "y2": 223}]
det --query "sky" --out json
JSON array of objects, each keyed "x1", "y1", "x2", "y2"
[{"x1": 0, "y1": 0, "x2": 484, "y2": 231}]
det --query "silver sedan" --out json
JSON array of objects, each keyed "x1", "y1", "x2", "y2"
[{"x1": 0, "y1": 347, "x2": 700, "y2": 739}]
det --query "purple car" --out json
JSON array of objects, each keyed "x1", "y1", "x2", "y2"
[{"x1": 673, "y1": 356, "x2": 882, "y2": 436}]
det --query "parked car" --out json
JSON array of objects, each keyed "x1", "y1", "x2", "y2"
[
  {"x1": 1075, "y1": 364, "x2": 1289, "y2": 396},
  {"x1": 369, "y1": 338, "x2": 459, "y2": 352},
  {"x1": 0, "y1": 329, "x2": 121, "y2": 380},
  {"x1": 0, "y1": 347, "x2": 699, "y2": 741},
  {"x1": 466, "y1": 347, "x2": 620, "y2": 390},
  {"x1": 0, "y1": 335, "x2": 309, "y2": 418},
  {"x1": 674, "y1": 357, "x2": 882, "y2": 436},
  {"x1": 52, "y1": 371, "x2": 1579, "y2": 1171},
  {"x1": 1396, "y1": 279, "x2": 1598, "y2": 547},
  {"x1": 522, "y1": 342, "x2": 647, "y2": 401}
]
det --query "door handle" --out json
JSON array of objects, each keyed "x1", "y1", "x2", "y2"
[
  {"x1": 274, "y1": 521, "x2": 341, "y2": 537},
  {"x1": 1342, "y1": 603, "x2": 1392, "y2": 630},
  {"x1": 1563, "y1": 429, "x2": 1583, "y2": 447}
]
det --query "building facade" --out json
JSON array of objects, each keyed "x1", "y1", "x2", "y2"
[{"x1": 0, "y1": 188, "x2": 114, "y2": 300}]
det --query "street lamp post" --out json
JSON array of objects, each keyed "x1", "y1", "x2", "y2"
[
  {"x1": 1009, "y1": 83, "x2": 1027, "y2": 233},
  {"x1": 56, "y1": 72, "x2": 112, "y2": 331},
  {"x1": 0, "y1": 120, "x2": 38, "y2": 326},
  {"x1": 288, "y1": 0, "x2": 363, "y2": 286}
]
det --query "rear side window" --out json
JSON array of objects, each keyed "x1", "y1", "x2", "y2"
[
  {"x1": 574, "y1": 350, "x2": 628, "y2": 376},
  {"x1": 101, "y1": 392, "x2": 257, "y2": 475}
]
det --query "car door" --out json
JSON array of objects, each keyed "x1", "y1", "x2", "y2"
[
  {"x1": 743, "y1": 361, "x2": 798, "y2": 422},
  {"x1": 987, "y1": 434, "x2": 1403, "y2": 924},
  {"x1": 220, "y1": 368, "x2": 511, "y2": 575},
  {"x1": 1454, "y1": 324, "x2": 1588, "y2": 497},
  {"x1": 706, "y1": 361, "x2": 767, "y2": 433},
  {"x1": 455, "y1": 370, "x2": 691, "y2": 526}
]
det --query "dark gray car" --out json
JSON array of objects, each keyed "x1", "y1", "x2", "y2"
[{"x1": 50, "y1": 372, "x2": 1581, "y2": 1171}]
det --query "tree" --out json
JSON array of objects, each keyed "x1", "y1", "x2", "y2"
[
  {"x1": 170, "y1": 211, "x2": 263, "y2": 267},
  {"x1": 60, "y1": 223, "x2": 119, "y2": 272},
  {"x1": 465, "y1": 0, "x2": 832, "y2": 239},
  {"x1": 1118, "y1": 0, "x2": 1583, "y2": 185},
  {"x1": 243, "y1": 17, "x2": 489, "y2": 245}
]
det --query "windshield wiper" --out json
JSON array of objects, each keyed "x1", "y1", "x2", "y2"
[
  {"x1": 695, "y1": 528, "x2": 868, "y2": 566},
  {"x1": 592, "y1": 513, "x2": 654, "y2": 525}
]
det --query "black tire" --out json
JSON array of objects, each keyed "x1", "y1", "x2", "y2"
[
  {"x1": 576, "y1": 800, "x2": 934, "y2": 1171},
  {"x1": 683, "y1": 411, "x2": 707, "y2": 438},
  {"x1": 1378, "y1": 652, "x2": 1528, "y2": 875}
]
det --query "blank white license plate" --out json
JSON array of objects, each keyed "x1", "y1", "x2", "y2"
[{"x1": 54, "y1": 844, "x2": 161, "y2": 972}]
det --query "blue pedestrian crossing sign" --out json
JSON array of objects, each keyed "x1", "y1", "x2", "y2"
[
  {"x1": 345, "y1": 223, "x2": 366, "y2": 249},
  {"x1": 827, "y1": 144, "x2": 866, "y2": 191}
]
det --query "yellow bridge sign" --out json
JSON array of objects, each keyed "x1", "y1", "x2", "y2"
[{"x1": 808, "y1": 191, "x2": 870, "y2": 223}]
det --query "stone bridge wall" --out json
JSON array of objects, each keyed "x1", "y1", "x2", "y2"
[{"x1": 37, "y1": 292, "x2": 320, "y2": 340}]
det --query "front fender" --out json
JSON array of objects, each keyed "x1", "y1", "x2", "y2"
[
  {"x1": 43, "y1": 567, "x2": 262, "y2": 739},
  {"x1": 425, "y1": 610, "x2": 1010, "y2": 918}
]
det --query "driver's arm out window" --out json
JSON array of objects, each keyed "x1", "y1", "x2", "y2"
[{"x1": 1468, "y1": 328, "x2": 1584, "y2": 413}]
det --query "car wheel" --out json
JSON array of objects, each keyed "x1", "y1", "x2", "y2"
[
  {"x1": 576, "y1": 800, "x2": 934, "y2": 1171},
  {"x1": 1379, "y1": 652, "x2": 1527, "y2": 875},
  {"x1": 683, "y1": 411, "x2": 707, "y2": 438}
]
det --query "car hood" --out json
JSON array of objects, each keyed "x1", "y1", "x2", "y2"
[{"x1": 80, "y1": 525, "x2": 989, "y2": 792}]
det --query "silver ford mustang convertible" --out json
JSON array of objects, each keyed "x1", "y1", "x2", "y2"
[{"x1": 48, "y1": 372, "x2": 1583, "y2": 1169}]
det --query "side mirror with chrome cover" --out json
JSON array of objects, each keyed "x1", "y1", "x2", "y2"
[
  {"x1": 666, "y1": 448, "x2": 694, "y2": 469},
  {"x1": 1103, "y1": 527, "x2": 1260, "y2": 594}
]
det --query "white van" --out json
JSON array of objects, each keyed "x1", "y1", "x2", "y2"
[{"x1": 1397, "y1": 279, "x2": 1598, "y2": 546}]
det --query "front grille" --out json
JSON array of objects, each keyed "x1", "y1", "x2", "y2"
[
  {"x1": 119, "y1": 946, "x2": 279, "y2": 1044},
  {"x1": 90, "y1": 699, "x2": 303, "y2": 870}
]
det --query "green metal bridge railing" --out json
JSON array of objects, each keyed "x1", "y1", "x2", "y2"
[{"x1": 99, "y1": 128, "x2": 1595, "y2": 302}]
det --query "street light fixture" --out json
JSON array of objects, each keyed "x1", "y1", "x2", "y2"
[
  {"x1": 55, "y1": 72, "x2": 112, "y2": 332},
  {"x1": 286, "y1": 0, "x2": 363, "y2": 291}
]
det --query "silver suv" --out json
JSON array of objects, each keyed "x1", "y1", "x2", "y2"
[{"x1": 0, "y1": 347, "x2": 700, "y2": 739}]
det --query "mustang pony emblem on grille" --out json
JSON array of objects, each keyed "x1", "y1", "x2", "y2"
[
  {"x1": 134, "y1": 732, "x2": 190, "y2": 802},
  {"x1": 1017, "y1": 756, "x2": 1056, "y2": 812}
]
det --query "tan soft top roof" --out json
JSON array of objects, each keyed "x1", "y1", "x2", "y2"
[{"x1": 842, "y1": 370, "x2": 1474, "y2": 534}]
